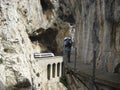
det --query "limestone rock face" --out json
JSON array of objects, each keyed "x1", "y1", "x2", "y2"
[
  {"x1": 0, "y1": 0, "x2": 66, "y2": 90},
  {"x1": 59, "y1": 0, "x2": 120, "y2": 72}
]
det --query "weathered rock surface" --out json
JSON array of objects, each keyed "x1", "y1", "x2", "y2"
[
  {"x1": 59, "y1": 0, "x2": 120, "y2": 73},
  {"x1": 1, "y1": 0, "x2": 119, "y2": 89},
  {"x1": 0, "y1": 0, "x2": 67, "y2": 90}
]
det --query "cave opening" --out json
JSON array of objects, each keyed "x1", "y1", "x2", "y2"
[{"x1": 29, "y1": 28, "x2": 58, "y2": 55}]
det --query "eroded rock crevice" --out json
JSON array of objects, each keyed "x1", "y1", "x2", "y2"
[
  {"x1": 40, "y1": 0, "x2": 54, "y2": 13},
  {"x1": 40, "y1": 0, "x2": 54, "y2": 21}
]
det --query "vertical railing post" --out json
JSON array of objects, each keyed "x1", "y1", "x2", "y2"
[
  {"x1": 63, "y1": 46, "x2": 66, "y2": 76},
  {"x1": 74, "y1": 47, "x2": 77, "y2": 72},
  {"x1": 93, "y1": 50, "x2": 96, "y2": 81},
  {"x1": 91, "y1": 50, "x2": 96, "y2": 90}
]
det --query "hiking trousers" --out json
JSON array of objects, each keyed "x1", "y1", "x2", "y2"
[{"x1": 64, "y1": 49, "x2": 71, "y2": 63}]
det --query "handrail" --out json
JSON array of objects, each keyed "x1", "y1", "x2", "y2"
[{"x1": 34, "y1": 53, "x2": 55, "y2": 58}]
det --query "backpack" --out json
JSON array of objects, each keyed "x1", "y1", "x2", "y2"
[{"x1": 64, "y1": 38, "x2": 72, "y2": 48}]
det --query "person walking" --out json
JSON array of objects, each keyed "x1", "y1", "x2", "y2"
[{"x1": 64, "y1": 37, "x2": 72, "y2": 63}]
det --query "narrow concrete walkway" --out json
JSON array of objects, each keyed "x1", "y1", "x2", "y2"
[{"x1": 64, "y1": 47, "x2": 120, "y2": 89}]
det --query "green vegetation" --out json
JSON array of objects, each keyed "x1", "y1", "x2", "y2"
[{"x1": 60, "y1": 76, "x2": 68, "y2": 87}]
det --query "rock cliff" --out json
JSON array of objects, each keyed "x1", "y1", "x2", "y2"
[
  {"x1": 0, "y1": 0, "x2": 120, "y2": 89},
  {"x1": 0, "y1": 0, "x2": 67, "y2": 90},
  {"x1": 59, "y1": 0, "x2": 120, "y2": 73}
]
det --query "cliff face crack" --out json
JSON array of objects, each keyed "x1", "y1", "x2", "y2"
[
  {"x1": 40, "y1": 0, "x2": 54, "y2": 12},
  {"x1": 40, "y1": 0, "x2": 54, "y2": 20}
]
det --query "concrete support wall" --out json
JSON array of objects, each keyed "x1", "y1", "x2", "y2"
[{"x1": 37, "y1": 56, "x2": 63, "y2": 84}]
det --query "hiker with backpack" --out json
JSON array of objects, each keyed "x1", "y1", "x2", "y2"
[{"x1": 64, "y1": 37, "x2": 72, "y2": 63}]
